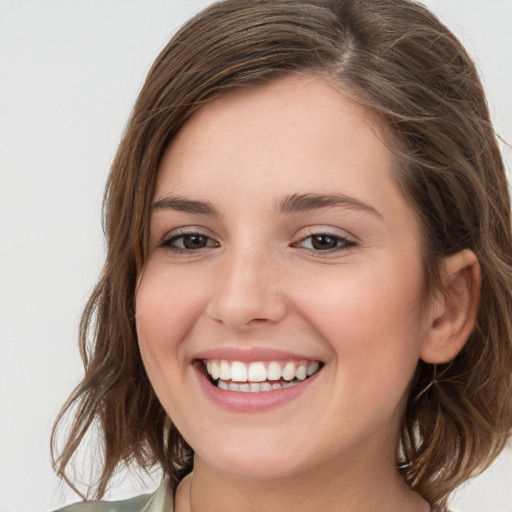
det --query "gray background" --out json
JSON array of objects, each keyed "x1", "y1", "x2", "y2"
[{"x1": 1, "y1": 1, "x2": 511, "y2": 511}]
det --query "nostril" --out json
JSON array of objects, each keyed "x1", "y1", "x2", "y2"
[
  {"x1": 205, "y1": 265, "x2": 288, "y2": 330},
  {"x1": 206, "y1": 300, "x2": 286, "y2": 330}
]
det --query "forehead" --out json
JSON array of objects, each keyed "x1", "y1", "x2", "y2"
[{"x1": 155, "y1": 75, "x2": 395, "y2": 202}]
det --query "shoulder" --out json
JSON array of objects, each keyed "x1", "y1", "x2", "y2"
[
  {"x1": 53, "y1": 480, "x2": 174, "y2": 512},
  {"x1": 53, "y1": 492, "x2": 153, "y2": 512}
]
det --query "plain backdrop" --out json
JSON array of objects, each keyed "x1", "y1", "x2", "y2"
[{"x1": 0, "y1": 1, "x2": 511, "y2": 511}]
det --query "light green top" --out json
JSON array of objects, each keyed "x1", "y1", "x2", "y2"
[{"x1": 54, "y1": 480, "x2": 173, "y2": 512}]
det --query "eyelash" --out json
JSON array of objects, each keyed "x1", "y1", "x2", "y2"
[{"x1": 160, "y1": 230, "x2": 357, "y2": 255}]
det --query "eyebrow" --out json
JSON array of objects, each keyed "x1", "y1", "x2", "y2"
[
  {"x1": 152, "y1": 196, "x2": 219, "y2": 216},
  {"x1": 278, "y1": 193, "x2": 382, "y2": 218},
  {"x1": 151, "y1": 192, "x2": 382, "y2": 218}
]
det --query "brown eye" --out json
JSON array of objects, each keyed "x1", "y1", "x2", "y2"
[
  {"x1": 181, "y1": 234, "x2": 209, "y2": 249},
  {"x1": 163, "y1": 233, "x2": 219, "y2": 251},
  {"x1": 310, "y1": 234, "x2": 340, "y2": 250},
  {"x1": 295, "y1": 233, "x2": 356, "y2": 252}
]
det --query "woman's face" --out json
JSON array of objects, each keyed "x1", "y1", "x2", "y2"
[{"x1": 136, "y1": 76, "x2": 433, "y2": 480}]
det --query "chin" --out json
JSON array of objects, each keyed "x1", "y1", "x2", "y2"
[{"x1": 196, "y1": 437, "x2": 306, "y2": 481}]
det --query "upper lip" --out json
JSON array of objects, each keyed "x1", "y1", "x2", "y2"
[{"x1": 193, "y1": 347, "x2": 322, "y2": 363}]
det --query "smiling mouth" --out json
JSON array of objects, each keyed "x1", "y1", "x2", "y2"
[{"x1": 201, "y1": 359, "x2": 323, "y2": 392}]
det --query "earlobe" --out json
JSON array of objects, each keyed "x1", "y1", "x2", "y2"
[{"x1": 420, "y1": 250, "x2": 481, "y2": 364}]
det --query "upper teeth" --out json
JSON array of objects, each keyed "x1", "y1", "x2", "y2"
[{"x1": 205, "y1": 359, "x2": 320, "y2": 383}]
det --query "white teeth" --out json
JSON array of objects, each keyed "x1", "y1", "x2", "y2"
[
  {"x1": 219, "y1": 360, "x2": 231, "y2": 380},
  {"x1": 231, "y1": 361, "x2": 248, "y2": 382},
  {"x1": 282, "y1": 362, "x2": 296, "y2": 381},
  {"x1": 204, "y1": 358, "x2": 322, "y2": 391},
  {"x1": 295, "y1": 364, "x2": 307, "y2": 381},
  {"x1": 211, "y1": 361, "x2": 220, "y2": 380},
  {"x1": 247, "y1": 362, "x2": 267, "y2": 382},
  {"x1": 307, "y1": 361, "x2": 319, "y2": 376},
  {"x1": 228, "y1": 382, "x2": 239, "y2": 391},
  {"x1": 267, "y1": 361, "x2": 282, "y2": 381},
  {"x1": 216, "y1": 379, "x2": 298, "y2": 392}
]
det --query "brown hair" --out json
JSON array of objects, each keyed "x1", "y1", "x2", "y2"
[{"x1": 51, "y1": 0, "x2": 512, "y2": 508}]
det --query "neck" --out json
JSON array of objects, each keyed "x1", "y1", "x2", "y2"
[{"x1": 176, "y1": 451, "x2": 430, "y2": 512}]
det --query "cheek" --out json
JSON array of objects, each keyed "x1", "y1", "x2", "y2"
[
  {"x1": 291, "y1": 259, "x2": 426, "y2": 388},
  {"x1": 135, "y1": 264, "x2": 204, "y2": 353},
  {"x1": 134, "y1": 264, "x2": 206, "y2": 411},
  {"x1": 296, "y1": 260, "x2": 423, "y2": 335},
  {"x1": 134, "y1": 265, "x2": 213, "y2": 434}
]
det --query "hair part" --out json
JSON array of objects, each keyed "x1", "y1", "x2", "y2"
[{"x1": 52, "y1": 0, "x2": 512, "y2": 508}]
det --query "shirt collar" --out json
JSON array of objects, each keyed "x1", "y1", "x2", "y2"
[{"x1": 141, "y1": 479, "x2": 174, "y2": 512}]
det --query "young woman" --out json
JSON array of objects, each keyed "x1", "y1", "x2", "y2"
[{"x1": 52, "y1": 1, "x2": 512, "y2": 511}]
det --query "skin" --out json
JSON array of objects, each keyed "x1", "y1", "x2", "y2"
[{"x1": 135, "y1": 75, "x2": 478, "y2": 511}]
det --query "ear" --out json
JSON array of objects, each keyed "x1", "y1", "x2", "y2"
[{"x1": 420, "y1": 250, "x2": 481, "y2": 364}]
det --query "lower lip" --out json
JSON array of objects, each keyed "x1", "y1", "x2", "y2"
[{"x1": 193, "y1": 363, "x2": 320, "y2": 413}]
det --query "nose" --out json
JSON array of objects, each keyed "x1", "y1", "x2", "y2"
[{"x1": 206, "y1": 246, "x2": 287, "y2": 331}]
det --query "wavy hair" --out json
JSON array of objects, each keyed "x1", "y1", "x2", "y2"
[{"x1": 52, "y1": 0, "x2": 512, "y2": 508}]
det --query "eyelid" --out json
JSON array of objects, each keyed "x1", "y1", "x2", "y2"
[
  {"x1": 159, "y1": 225, "x2": 214, "y2": 241},
  {"x1": 294, "y1": 225, "x2": 358, "y2": 241}
]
